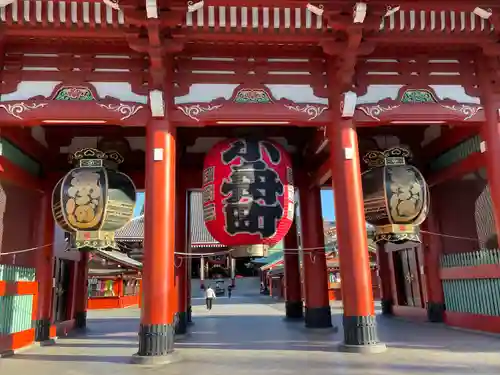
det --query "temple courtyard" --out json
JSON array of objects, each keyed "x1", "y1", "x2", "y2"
[{"x1": 1, "y1": 292, "x2": 499, "y2": 374}]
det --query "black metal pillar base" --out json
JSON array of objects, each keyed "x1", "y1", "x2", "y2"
[
  {"x1": 34, "y1": 318, "x2": 51, "y2": 342},
  {"x1": 339, "y1": 315, "x2": 387, "y2": 354},
  {"x1": 175, "y1": 311, "x2": 188, "y2": 335},
  {"x1": 305, "y1": 306, "x2": 332, "y2": 328},
  {"x1": 285, "y1": 300, "x2": 303, "y2": 320},
  {"x1": 426, "y1": 301, "x2": 445, "y2": 323},
  {"x1": 380, "y1": 299, "x2": 393, "y2": 315},
  {"x1": 133, "y1": 323, "x2": 178, "y2": 365},
  {"x1": 74, "y1": 311, "x2": 87, "y2": 330},
  {"x1": 187, "y1": 305, "x2": 193, "y2": 325}
]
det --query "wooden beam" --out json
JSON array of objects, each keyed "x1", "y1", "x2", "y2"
[
  {"x1": 422, "y1": 126, "x2": 480, "y2": 163},
  {"x1": 310, "y1": 157, "x2": 332, "y2": 188},
  {"x1": 428, "y1": 152, "x2": 485, "y2": 187}
]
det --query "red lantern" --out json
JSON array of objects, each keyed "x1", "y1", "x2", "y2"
[{"x1": 202, "y1": 138, "x2": 294, "y2": 254}]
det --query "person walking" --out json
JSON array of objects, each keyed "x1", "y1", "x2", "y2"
[
  {"x1": 227, "y1": 285, "x2": 232, "y2": 299},
  {"x1": 205, "y1": 285, "x2": 216, "y2": 310}
]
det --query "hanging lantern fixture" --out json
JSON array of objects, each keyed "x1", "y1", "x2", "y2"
[
  {"x1": 361, "y1": 147, "x2": 430, "y2": 243},
  {"x1": 52, "y1": 148, "x2": 137, "y2": 251}
]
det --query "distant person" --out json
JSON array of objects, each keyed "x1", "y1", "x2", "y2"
[
  {"x1": 205, "y1": 285, "x2": 216, "y2": 310},
  {"x1": 227, "y1": 285, "x2": 232, "y2": 299}
]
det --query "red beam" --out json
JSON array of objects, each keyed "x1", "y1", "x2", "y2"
[
  {"x1": 310, "y1": 157, "x2": 331, "y2": 187},
  {"x1": 422, "y1": 126, "x2": 480, "y2": 162},
  {"x1": 428, "y1": 152, "x2": 485, "y2": 187},
  {"x1": 0, "y1": 128, "x2": 48, "y2": 161},
  {"x1": 0, "y1": 156, "x2": 43, "y2": 192}
]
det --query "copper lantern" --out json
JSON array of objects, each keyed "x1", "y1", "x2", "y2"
[
  {"x1": 52, "y1": 148, "x2": 137, "y2": 251},
  {"x1": 361, "y1": 147, "x2": 429, "y2": 243}
]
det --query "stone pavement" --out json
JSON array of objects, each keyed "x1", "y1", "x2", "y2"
[{"x1": 1, "y1": 294, "x2": 500, "y2": 375}]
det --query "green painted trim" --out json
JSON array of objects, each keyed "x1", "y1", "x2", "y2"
[
  {"x1": 0, "y1": 138, "x2": 41, "y2": 177},
  {"x1": 428, "y1": 135, "x2": 481, "y2": 172}
]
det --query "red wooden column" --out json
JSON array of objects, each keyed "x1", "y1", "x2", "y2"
[
  {"x1": 283, "y1": 217, "x2": 303, "y2": 319},
  {"x1": 175, "y1": 181, "x2": 188, "y2": 335},
  {"x1": 34, "y1": 191, "x2": 55, "y2": 342},
  {"x1": 478, "y1": 57, "x2": 500, "y2": 241},
  {"x1": 421, "y1": 205, "x2": 445, "y2": 322},
  {"x1": 326, "y1": 89, "x2": 386, "y2": 353},
  {"x1": 135, "y1": 118, "x2": 177, "y2": 361},
  {"x1": 298, "y1": 180, "x2": 331, "y2": 328},
  {"x1": 74, "y1": 252, "x2": 89, "y2": 329},
  {"x1": 376, "y1": 242, "x2": 393, "y2": 315}
]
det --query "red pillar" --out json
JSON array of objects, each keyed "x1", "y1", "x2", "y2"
[
  {"x1": 376, "y1": 242, "x2": 393, "y2": 315},
  {"x1": 298, "y1": 182, "x2": 331, "y2": 328},
  {"x1": 327, "y1": 90, "x2": 385, "y2": 352},
  {"x1": 135, "y1": 119, "x2": 177, "y2": 361},
  {"x1": 175, "y1": 183, "x2": 188, "y2": 335},
  {"x1": 74, "y1": 252, "x2": 89, "y2": 329},
  {"x1": 478, "y1": 57, "x2": 500, "y2": 240},
  {"x1": 34, "y1": 191, "x2": 55, "y2": 342},
  {"x1": 283, "y1": 218, "x2": 303, "y2": 319},
  {"x1": 421, "y1": 205, "x2": 445, "y2": 322}
]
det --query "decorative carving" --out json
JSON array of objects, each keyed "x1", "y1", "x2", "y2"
[
  {"x1": 0, "y1": 102, "x2": 48, "y2": 120},
  {"x1": 440, "y1": 104, "x2": 483, "y2": 121},
  {"x1": 177, "y1": 104, "x2": 223, "y2": 121},
  {"x1": 96, "y1": 103, "x2": 143, "y2": 120},
  {"x1": 284, "y1": 104, "x2": 328, "y2": 120},
  {"x1": 358, "y1": 104, "x2": 400, "y2": 121},
  {"x1": 53, "y1": 86, "x2": 96, "y2": 101},
  {"x1": 400, "y1": 89, "x2": 438, "y2": 104},
  {"x1": 234, "y1": 89, "x2": 273, "y2": 104}
]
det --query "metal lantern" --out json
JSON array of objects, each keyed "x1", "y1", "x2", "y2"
[
  {"x1": 361, "y1": 147, "x2": 429, "y2": 243},
  {"x1": 202, "y1": 138, "x2": 295, "y2": 258},
  {"x1": 52, "y1": 148, "x2": 137, "y2": 251}
]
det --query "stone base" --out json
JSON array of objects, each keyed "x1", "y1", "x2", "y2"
[
  {"x1": 175, "y1": 311, "x2": 187, "y2": 335},
  {"x1": 381, "y1": 299, "x2": 393, "y2": 315},
  {"x1": 338, "y1": 342, "x2": 387, "y2": 354},
  {"x1": 137, "y1": 323, "x2": 175, "y2": 357},
  {"x1": 285, "y1": 300, "x2": 303, "y2": 320},
  {"x1": 34, "y1": 318, "x2": 51, "y2": 342},
  {"x1": 305, "y1": 306, "x2": 332, "y2": 328},
  {"x1": 74, "y1": 311, "x2": 87, "y2": 329},
  {"x1": 131, "y1": 351, "x2": 181, "y2": 366},
  {"x1": 426, "y1": 301, "x2": 445, "y2": 323},
  {"x1": 342, "y1": 315, "x2": 385, "y2": 353}
]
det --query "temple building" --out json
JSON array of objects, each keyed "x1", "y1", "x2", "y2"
[{"x1": 1, "y1": 0, "x2": 500, "y2": 362}]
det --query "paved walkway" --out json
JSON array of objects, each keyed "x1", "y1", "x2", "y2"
[{"x1": 2, "y1": 295, "x2": 500, "y2": 374}]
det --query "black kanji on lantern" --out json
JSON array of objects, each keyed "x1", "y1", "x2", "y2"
[
  {"x1": 221, "y1": 139, "x2": 281, "y2": 165},
  {"x1": 221, "y1": 139, "x2": 284, "y2": 238}
]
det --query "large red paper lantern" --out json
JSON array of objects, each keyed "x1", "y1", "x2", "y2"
[{"x1": 202, "y1": 138, "x2": 294, "y2": 253}]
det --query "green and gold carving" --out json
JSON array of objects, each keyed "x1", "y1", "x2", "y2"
[
  {"x1": 234, "y1": 88, "x2": 273, "y2": 104},
  {"x1": 400, "y1": 89, "x2": 438, "y2": 104}
]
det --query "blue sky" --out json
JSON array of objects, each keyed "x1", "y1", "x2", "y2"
[
  {"x1": 321, "y1": 188, "x2": 335, "y2": 222},
  {"x1": 133, "y1": 189, "x2": 336, "y2": 221}
]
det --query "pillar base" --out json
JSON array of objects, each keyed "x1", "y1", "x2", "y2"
[
  {"x1": 137, "y1": 323, "x2": 175, "y2": 358},
  {"x1": 34, "y1": 318, "x2": 51, "y2": 342},
  {"x1": 305, "y1": 306, "x2": 332, "y2": 328},
  {"x1": 285, "y1": 300, "x2": 303, "y2": 320},
  {"x1": 175, "y1": 311, "x2": 188, "y2": 335},
  {"x1": 380, "y1": 299, "x2": 393, "y2": 315},
  {"x1": 74, "y1": 311, "x2": 87, "y2": 329},
  {"x1": 426, "y1": 301, "x2": 445, "y2": 323},
  {"x1": 131, "y1": 351, "x2": 181, "y2": 366},
  {"x1": 341, "y1": 315, "x2": 386, "y2": 353}
]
